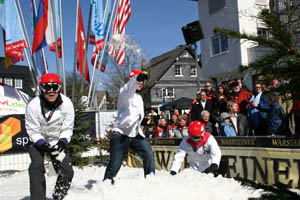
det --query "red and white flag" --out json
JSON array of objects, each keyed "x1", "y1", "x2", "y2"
[
  {"x1": 77, "y1": 3, "x2": 90, "y2": 83},
  {"x1": 108, "y1": 0, "x2": 131, "y2": 66}
]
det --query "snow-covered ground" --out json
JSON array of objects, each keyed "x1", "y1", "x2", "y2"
[{"x1": 0, "y1": 165, "x2": 264, "y2": 200}]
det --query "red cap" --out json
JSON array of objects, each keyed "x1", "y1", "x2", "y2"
[
  {"x1": 39, "y1": 73, "x2": 62, "y2": 85},
  {"x1": 129, "y1": 69, "x2": 142, "y2": 78},
  {"x1": 188, "y1": 121, "x2": 205, "y2": 136}
]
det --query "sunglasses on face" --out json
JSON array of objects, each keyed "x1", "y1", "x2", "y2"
[
  {"x1": 41, "y1": 83, "x2": 61, "y2": 93},
  {"x1": 190, "y1": 135, "x2": 202, "y2": 140}
]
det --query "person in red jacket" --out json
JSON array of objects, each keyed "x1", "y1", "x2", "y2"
[{"x1": 228, "y1": 81, "x2": 252, "y2": 115}]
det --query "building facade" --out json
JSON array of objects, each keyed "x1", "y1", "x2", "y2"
[{"x1": 143, "y1": 45, "x2": 211, "y2": 111}]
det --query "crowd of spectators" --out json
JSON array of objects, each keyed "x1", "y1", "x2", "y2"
[{"x1": 142, "y1": 79, "x2": 300, "y2": 138}]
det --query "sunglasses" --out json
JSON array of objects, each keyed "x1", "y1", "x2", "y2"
[
  {"x1": 40, "y1": 83, "x2": 61, "y2": 93},
  {"x1": 190, "y1": 135, "x2": 202, "y2": 140}
]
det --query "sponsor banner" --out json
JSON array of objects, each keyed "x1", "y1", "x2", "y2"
[
  {"x1": 128, "y1": 138, "x2": 300, "y2": 189},
  {"x1": 0, "y1": 112, "x2": 97, "y2": 154},
  {"x1": 0, "y1": 96, "x2": 27, "y2": 116}
]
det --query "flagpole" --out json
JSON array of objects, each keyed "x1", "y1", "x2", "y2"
[
  {"x1": 15, "y1": 0, "x2": 39, "y2": 86},
  {"x1": 32, "y1": 0, "x2": 48, "y2": 73},
  {"x1": 79, "y1": 2, "x2": 93, "y2": 93},
  {"x1": 72, "y1": 0, "x2": 80, "y2": 102},
  {"x1": 50, "y1": 0, "x2": 61, "y2": 79},
  {"x1": 58, "y1": 0, "x2": 66, "y2": 95},
  {"x1": 88, "y1": 0, "x2": 118, "y2": 107}
]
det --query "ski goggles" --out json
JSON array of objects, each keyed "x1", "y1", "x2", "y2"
[
  {"x1": 189, "y1": 135, "x2": 203, "y2": 140},
  {"x1": 40, "y1": 82, "x2": 61, "y2": 93}
]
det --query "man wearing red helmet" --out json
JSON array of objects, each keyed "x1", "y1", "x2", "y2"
[
  {"x1": 170, "y1": 121, "x2": 221, "y2": 176},
  {"x1": 25, "y1": 73, "x2": 74, "y2": 200},
  {"x1": 103, "y1": 69, "x2": 155, "y2": 184}
]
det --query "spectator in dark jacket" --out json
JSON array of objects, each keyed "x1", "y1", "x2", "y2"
[
  {"x1": 190, "y1": 91, "x2": 213, "y2": 121},
  {"x1": 266, "y1": 94, "x2": 286, "y2": 136},
  {"x1": 227, "y1": 100, "x2": 251, "y2": 136},
  {"x1": 201, "y1": 110, "x2": 217, "y2": 136},
  {"x1": 248, "y1": 82, "x2": 268, "y2": 136}
]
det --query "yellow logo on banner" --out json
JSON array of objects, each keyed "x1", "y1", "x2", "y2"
[{"x1": 0, "y1": 117, "x2": 21, "y2": 153}]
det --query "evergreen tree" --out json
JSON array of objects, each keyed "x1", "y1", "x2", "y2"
[
  {"x1": 214, "y1": 1, "x2": 300, "y2": 101},
  {"x1": 67, "y1": 98, "x2": 94, "y2": 168}
]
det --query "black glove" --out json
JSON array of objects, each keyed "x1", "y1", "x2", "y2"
[
  {"x1": 170, "y1": 171, "x2": 177, "y2": 176},
  {"x1": 37, "y1": 142, "x2": 55, "y2": 154},
  {"x1": 204, "y1": 163, "x2": 218, "y2": 174},
  {"x1": 136, "y1": 71, "x2": 148, "y2": 82},
  {"x1": 55, "y1": 140, "x2": 67, "y2": 152}
]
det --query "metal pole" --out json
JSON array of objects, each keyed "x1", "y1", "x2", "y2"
[
  {"x1": 88, "y1": 0, "x2": 118, "y2": 107},
  {"x1": 192, "y1": 43, "x2": 200, "y2": 91},
  {"x1": 58, "y1": 0, "x2": 66, "y2": 95},
  {"x1": 50, "y1": 0, "x2": 60, "y2": 78},
  {"x1": 72, "y1": 0, "x2": 80, "y2": 102}
]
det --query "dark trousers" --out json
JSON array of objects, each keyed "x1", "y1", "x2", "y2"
[
  {"x1": 28, "y1": 145, "x2": 74, "y2": 200},
  {"x1": 104, "y1": 133, "x2": 155, "y2": 180}
]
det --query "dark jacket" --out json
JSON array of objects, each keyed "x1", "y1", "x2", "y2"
[
  {"x1": 267, "y1": 103, "x2": 285, "y2": 135},
  {"x1": 190, "y1": 100, "x2": 213, "y2": 121},
  {"x1": 230, "y1": 113, "x2": 251, "y2": 136}
]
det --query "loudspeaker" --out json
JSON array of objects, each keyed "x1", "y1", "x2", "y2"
[{"x1": 181, "y1": 21, "x2": 204, "y2": 45}]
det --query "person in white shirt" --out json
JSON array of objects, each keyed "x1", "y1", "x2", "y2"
[
  {"x1": 170, "y1": 121, "x2": 221, "y2": 176},
  {"x1": 103, "y1": 70, "x2": 155, "y2": 184},
  {"x1": 25, "y1": 73, "x2": 74, "y2": 200}
]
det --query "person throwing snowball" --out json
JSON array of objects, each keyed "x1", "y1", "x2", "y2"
[
  {"x1": 170, "y1": 121, "x2": 221, "y2": 176},
  {"x1": 103, "y1": 70, "x2": 155, "y2": 184}
]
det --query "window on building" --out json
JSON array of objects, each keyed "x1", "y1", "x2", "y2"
[
  {"x1": 14, "y1": 78, "x2": 23, "y2": 89},
  {"x1": 190, "y1": 65, "x2": 197, "y2": 77},
  {"x1": 257, "y1": 27, "x2": 271, "y2": 38},
  {"x1": 174, "y1": 65, "x2": 183, "y2": 76},
  {"x1": 4, "y1": 77, "x2": 13, "y2": 86},
  {"x1": 162, "y1": 88, "x2": 174, "y2": 98},
  {"x1": 211, "y1": 35, "x2": 228, "y2": 56},
  {"x1": 255, "y1": 0, "x2": 267, "y2": 5},
  {"x1": 209, "y1": 0, "x2": 225, "y2": 15},
  {"x1": 182, "y1": 51, "x2": 189, "y2": 57}
]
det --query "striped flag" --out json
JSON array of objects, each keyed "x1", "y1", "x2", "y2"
[
  {"x1": 108, "y1": 0, "x2": 131, "y2": 66},
  {"x1": 32, "y1": 0, "x2": 55, "y2": 54}
]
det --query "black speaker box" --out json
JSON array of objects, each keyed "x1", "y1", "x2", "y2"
[{"x1": 181, "y1": 21, "x2": 204, "y2": 44}]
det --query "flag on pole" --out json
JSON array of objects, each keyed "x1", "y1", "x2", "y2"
[
  {"x1": 108, "y1": 0, "x2": 131, "y2": 66},
  {"x1": 91, "y1": 49, "x2": 109, "y2": 72},
  {"x1": 89, "y1": 0, "x2": 104, "y2": 50},
  {"x1": 32, "y1": 0, "x2": 55, "y2": 54},
  {"x1": 77, "y1": 3, "x2": 90, "y2": 83},
  {"x1": 31, "y1": 0, "x2": 47, "y2": 74},
  {"x1": 49, "y1": 0, "x2": 62, "y2": 58},
  {"x1": 2, "y1": 29, "x2": 21, "y2": 68},
  {"x1": 0, "y1": 0, "x2": 27, "y2": 63}
]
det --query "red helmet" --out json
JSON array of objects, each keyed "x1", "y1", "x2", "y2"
[
  {"x1": 129, "y1": 69, "x2": 142, "y2": 78},
  {"x1": 39, "y1": 73, "x2": 62, "y2": 85},
  {"x1": 188, "y1": 121, "x2": 205, "y2": 136}
]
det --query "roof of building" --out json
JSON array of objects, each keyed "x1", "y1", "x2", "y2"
[{"x1": 145, "y1": 45, "x2": 200, "y2": 89}]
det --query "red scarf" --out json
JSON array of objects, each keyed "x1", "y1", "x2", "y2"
[{"x1": 187, "y1": 132, "x2": 211, "y2": 152}]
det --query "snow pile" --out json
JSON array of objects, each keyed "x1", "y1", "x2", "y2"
[{"x1": 0, "y1": 166, "x2": 263, "y2": 200}]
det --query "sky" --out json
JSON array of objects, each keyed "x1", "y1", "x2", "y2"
[
  {"x1": 0, "y1": 165, "x2": 264, "y2": 200},
  {"x1": 0, "y1": 0, "x2": 200, "y2": 88}
]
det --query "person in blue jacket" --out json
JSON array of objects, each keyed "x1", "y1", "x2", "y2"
[{"x1": 219, "y1": 112, "x2": 236, "y2": 137}]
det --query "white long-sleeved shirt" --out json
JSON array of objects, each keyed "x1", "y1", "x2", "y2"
[
  {"x1": 170, "y1": 135, "x2": 221, "y2": 173},
  {"x1": 112, "y1": 76, "x2": 145, "y2": 137},
  {"x1": 25, "y1": 94, "x2": 74, "y2": 146}
]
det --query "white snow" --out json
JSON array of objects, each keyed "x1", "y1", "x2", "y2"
[{"x1": 0, "y1": 165, "x2": 264, "y2": 200}]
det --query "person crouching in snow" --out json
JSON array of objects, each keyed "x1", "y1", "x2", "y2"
[
  {"x1": 170, "y1": 121, "x2": 221, "y2": 176},
  {"x1": 103, "y1": 70, "x2": 155, "y2": 184}
]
